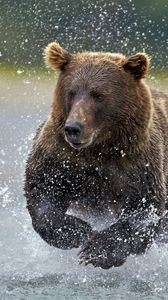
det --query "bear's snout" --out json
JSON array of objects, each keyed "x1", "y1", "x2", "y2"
[
  {"x1": 64, "y1": 119, "x2": 95, "y2": 149},
  {"x1": 64, "y1": 120, "x2": 84, "y2": 146}
]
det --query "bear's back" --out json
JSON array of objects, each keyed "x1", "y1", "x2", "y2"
[{"x1": 151, "y1": 89, "x2": 168, "y2": 119}]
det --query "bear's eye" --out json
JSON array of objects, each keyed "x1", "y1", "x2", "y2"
[
  {"x1": 90, "y1": 91, "x2": 104, "y2": 102},
  {"x1": 68, "y1": 90, "x2": 76, "y2": 101}
]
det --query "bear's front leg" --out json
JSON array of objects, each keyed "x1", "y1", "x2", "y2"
[
  {"x1": 25, "y1": 150, "x2": 93, "y2": 250},
  {"x1": 78, "y1": 215, "x2": 157, "y2": 269},
  {"x1": 27, "y1": 199, "x2": 92, "y2": 250},
  {"x1": 78, "y1": 221, "x2": 131, "y2": 268}
]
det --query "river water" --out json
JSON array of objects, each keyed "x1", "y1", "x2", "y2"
[{"x1": 1, "y1": 71, "x2": 168, "y2": 300}]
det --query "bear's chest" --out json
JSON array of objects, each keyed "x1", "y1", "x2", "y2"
[
  {"x1": 62, "y1": 160, "x2": 128, "y2": 212},
  {"x1": 65, "y1": 163, "x2": 128, "y2": 228}
]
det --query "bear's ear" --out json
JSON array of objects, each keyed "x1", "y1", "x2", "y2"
[
  {"x1": 44, "y1": 42, "x2": 72, "y2": 71},
  {"x1": 122, "y1": 53, "x2": 150, "y2": 79}
]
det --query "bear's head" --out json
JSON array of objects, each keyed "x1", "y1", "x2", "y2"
[{"x1": 44, "y1": 42, "x2": 152, "y2": 150}]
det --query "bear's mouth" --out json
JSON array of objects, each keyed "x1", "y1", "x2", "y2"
[
  {"x1": 69, "y1": 140, "x2": 91, "y2": 149},
  {"x1": 65, "y1": 131, "x2": 97, "y2": 150}
]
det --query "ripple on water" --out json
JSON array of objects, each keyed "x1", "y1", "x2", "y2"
[{"x1": 1, "y1": 243, "x2": 168, "y2": 300}]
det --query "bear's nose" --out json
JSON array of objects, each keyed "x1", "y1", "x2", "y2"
[{"x1": 64, "y1": 121, "x2": 83, "y2": 142}]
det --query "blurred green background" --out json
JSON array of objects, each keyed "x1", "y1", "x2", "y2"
[{"x1": 0, "y1": 0, "x2": 168, "y2": 70}]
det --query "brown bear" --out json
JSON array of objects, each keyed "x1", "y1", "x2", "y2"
[{"x1": 24, "y1": 42, "x2": 168, "y2": 269}]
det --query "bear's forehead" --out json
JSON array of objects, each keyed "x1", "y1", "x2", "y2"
[{"x1": 65, "y1": 53, "x2": 125, "y2": 88}]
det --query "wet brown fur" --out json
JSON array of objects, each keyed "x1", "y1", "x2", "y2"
[{"x1": 25, "y1": 42, "x2": 168, "y2": 269}]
